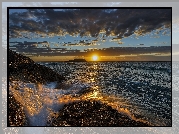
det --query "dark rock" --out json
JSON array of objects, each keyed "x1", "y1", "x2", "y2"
[
  {"x1": 9, "y1": 49, "x2": 65, "y2": 84},
  {"x1": 8, "y1": 94, "x2": 29, "y2": 126},
  {"x1": 50, "y1": 100, "x2": 150, "y2": 127}
]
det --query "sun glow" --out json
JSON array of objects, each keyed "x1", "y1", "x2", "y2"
[{"x1": 92, "y1": 55, "x2": 98, "y2": 61}]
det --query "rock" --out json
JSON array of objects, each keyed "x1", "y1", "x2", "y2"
[
  {"x1": 8, "y1": 94, "x2": 29, "y2": 126},
  {"x1": 50, "y1": 100, "x2": 150, "y2": 126},
  {"x1": 9, "y1": 49, "x2": 65, "y2": 84}
]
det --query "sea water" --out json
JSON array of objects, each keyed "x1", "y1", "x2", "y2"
[{"x1": 9, "y1": 61, "x2": 171, "y2": 126}]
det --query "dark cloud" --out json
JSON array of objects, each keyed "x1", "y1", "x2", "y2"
[
  {"x1": 9, "y1": 8, "x2": 171, "y2": 40},
  {"x1": 9, "y1": 41, "x2": 171, "y2": 57}
]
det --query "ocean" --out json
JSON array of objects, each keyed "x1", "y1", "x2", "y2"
[{"x1": 9, "y1": 61, "x2": 171, "y2": 126}]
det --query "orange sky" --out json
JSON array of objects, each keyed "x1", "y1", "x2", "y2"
[{"x1": 31, "y1": 53, "x2": 171, "y2": 62}]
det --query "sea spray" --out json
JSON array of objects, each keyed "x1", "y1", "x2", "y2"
[
  {"x1": 9, "y1": 81, "x2": 92, "y2": 126},
  {"x1": 10, "y1": 80, "x2": 146, "y2": 126},
  {"x1": 9, "y1": 76, "x2": 169, "y2": 126}
]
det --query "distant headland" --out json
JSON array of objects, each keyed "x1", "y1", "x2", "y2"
[{"x1": 68, "y1": 59, "x2": 87, "y2": 62}]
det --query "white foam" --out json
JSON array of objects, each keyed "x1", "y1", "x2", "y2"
[{"x1": 9, "y1": 81, "x2": 90, "y2": 126}]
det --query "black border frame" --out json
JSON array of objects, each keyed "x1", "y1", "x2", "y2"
[{"x1": 7, "y1": 7, "x2": 172, "y2": 127}]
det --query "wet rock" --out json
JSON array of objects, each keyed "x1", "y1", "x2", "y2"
[
  {"x1": 9, "y1": 49, "x2": 65, "y2": 84},
  {"x1": 8, "y1": 94, "x2": 29, "y2": 126},
  {"x1": 51, "y1": 100, "x2": 150, "y2": 126}
]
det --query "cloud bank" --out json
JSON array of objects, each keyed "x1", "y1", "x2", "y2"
[{"x1": 9, "y1": 8, "x2": 171, "y2": 40}]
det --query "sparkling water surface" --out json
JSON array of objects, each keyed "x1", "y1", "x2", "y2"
[
  {"x1": 9, "y1": 61, "x2": 171, "y2": 126},
  {"x1": 42, "y1": 61, "x2": 171, "y2": 126}
]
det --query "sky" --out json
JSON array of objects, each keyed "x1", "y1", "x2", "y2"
[{"x1": 9, "y1": 8, "x2": 171, "y2": 61}]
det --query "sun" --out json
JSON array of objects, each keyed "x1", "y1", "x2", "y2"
[{"x1": 92, "y1": 55, "x2": 98, "y2": 61}]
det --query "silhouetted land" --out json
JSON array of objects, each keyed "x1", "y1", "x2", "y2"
[
  {"x1": 9, "y1": 49, "x2": 65, "y2": 84},
  {"x1": 68, "y1": 59, "x2": 87, "y2": 62}
]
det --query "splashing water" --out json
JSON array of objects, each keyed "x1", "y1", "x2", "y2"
[
  {"x1": 9, "y1": 80, "x2": 158, "y2": 126},
  {"x1": 9, "y1": 81, "x2": 95, "y2": 126},
  {"x1": 9, "y1": 62, "x2": 171, "y2": 126}
]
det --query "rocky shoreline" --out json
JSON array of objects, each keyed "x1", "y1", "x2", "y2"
[
  {"x1": 8, "y1": 49, "x2": 151, "y2": 126},
  {"x1": 9, "y1": 49, "x2": 65, "y2": 84},
  {"x1": 50, "y1": 100, "x2": 150, "y2": 126}
]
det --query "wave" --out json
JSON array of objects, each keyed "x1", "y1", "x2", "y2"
[
  {"x1": 9, "y1": 80, "x2": 169, "y2": 126},
  {"x1": 9, "y1": 80, "x2": 93, "y2": 126}
]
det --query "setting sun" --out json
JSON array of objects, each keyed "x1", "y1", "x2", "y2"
[{"x1": 92, "y1": 55, "x2": 98, "y2": 61}]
